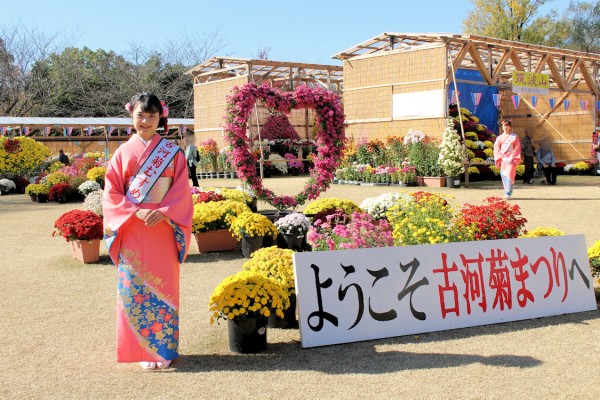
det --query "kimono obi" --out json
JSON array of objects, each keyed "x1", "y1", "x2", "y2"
[{"x1": 127, "y1": 176, "x2": 173, "y2": 204}]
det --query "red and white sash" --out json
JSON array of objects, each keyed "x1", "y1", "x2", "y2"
[{"x1": 126, "y1": 138, "x2": 179, "y2": 204}]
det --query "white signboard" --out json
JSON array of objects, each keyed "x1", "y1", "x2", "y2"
[
  {"x1": 392, "y1": 89, "x2": 445, "y2": 119},
  {"x1": 293, "y1": 235, "x2": 596, "y2": 348}
]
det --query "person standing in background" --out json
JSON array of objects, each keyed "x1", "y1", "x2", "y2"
[
  {"x1": 536, "y1": 138, "x2": 558, "y2": 185},
  {"x1": 58, "y1": 149, "x2": 70, "y2": 166},
  {"x1": 184, "y1": 132, "x2": 200, "y2": 187},
  {"x1": 494, "y1": 119, "x2": 521, "y2": 200},
  {"x1": 521, "y1": 129, "x2": 534, "y2": 184}
]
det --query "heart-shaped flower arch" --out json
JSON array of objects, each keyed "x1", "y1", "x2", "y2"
[{"x1": 223, "y1": 83, "x2": 346, "y2": 210}]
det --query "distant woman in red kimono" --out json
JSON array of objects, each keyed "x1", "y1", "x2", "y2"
[
  {"x1": 103, "y1": 93, "x2": 193, "y2": 370},
  {"x1": 494, "y1": 119, "x2": 521, "y2": 200}
]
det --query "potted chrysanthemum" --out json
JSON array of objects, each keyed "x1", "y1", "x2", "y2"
[
  {"x1": 209, "y1": 270, "x2": 290, "y2": 353},
  {"x1": 192, "y1": 199, "x2": 251, "y2": 253},
  {"x1": 242, "y1": 246, "x2": 297, "y2": 329},
  {"x1": 274, "y1": 212, "x2": 310, "y2": 251},
  {"x1": 229, "y1": 212, "x2": 278, "y2": 258},
  {"x1": 52, "y1": 209, "x2": 103, "y2": 263},
  {"x1": 439, "y1": 118, "x2": 466, "y2": 188}
]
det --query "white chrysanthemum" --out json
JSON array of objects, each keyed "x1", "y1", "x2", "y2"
[
  {"x1": 84, "y1": 189, "x2": 104, "y2": 216},
  {"x1": 438, "y1": 119, "x2": 466, "y2": 176},
  {"x1": 360, "y1": 192, "x2": 413, "y2": 220},
  {"x1": 79, "y1": 180, "x2": 101, "y2": 195},
  {"x1": 0, "y1": 179, "x2": 16, "y2": 191},
  {"x1": 267, "y1": 153, "x2": 288, "y2": 174}
]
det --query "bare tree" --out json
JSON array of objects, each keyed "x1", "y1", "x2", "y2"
[
  {"x1": 0, "y1": 23, "x2": 76, "y2": 116},
  {"x1": 255, "y1": 46, "x2": 272, "y2": 60}
]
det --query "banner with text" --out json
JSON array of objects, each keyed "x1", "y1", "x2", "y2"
[
  {"x1": 512, "y1": 71, "x2": 550, "y2": 95},
  {"x1": 293, "y1": 235, "x2": 596, "y2": 348}
]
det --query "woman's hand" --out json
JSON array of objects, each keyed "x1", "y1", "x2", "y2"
[
  {"x1": 136, "y1": 209, "x2": 149, "y2": 220},
  {"x1": 144, "y1": 210, "x2": 167, "y2": 227}
]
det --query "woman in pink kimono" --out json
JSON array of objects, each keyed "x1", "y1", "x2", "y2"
[
  {"x1": 494, "y1": 119, "x2": 521, "y2": 200},
  {"x1": 103, "y1": 93, "x2": 193, "y2": 370}
]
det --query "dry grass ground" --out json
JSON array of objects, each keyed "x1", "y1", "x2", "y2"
[{"x1": 1, "y1": 176, "x2": 599, "y2": 400}]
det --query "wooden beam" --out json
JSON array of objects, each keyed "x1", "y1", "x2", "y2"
[
  {"x1": 492, "y1": 50, "x2": 511, "y2": 84},
  {"x1": 545, "y1": 56, "x2": 567, "y2": 91},
  {"x1": 509, "y1": 48, "x2": 525, "y2": 71},
  {"x1": 467, "y1": 45, "x2": 493, "y2": 84},
  {"x1": 451, "y1": 41, "x2": 472, "y2": 73},
  {"x1": 577, "y1": 60, "x2": 599, "y2": 96},
  {"x1": 534, "y1": 53, "x2": 548, "y2": 73},
  {"x1": 565, "y1": 59, "x2": 581, "y2": 89}
]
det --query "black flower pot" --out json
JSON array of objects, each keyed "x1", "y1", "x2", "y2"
[
  {"x1": 228, "y1": 316, "x2": 268, "y2": 353},
  {"x1": 268, "y1": 294, "x2": 298, "y2": 329},
  {"x1": 446, "y1": 176, "x2": 461, "y2": 188},
  {"x1": 241, "y1": 236, "x2": 263, "y2": 258},
  {"x1": 281, "y1": 234, "x2": 305, "y2": 251},
  {"x1": 249, "y1": 198, "x2": 258, "y2": 212},
  {"x1": 29, "y1": 194, "x2": 37, "y2": 202},
  {"x1": 36, "y1": 194, "x2": 48, "y2": 203}
]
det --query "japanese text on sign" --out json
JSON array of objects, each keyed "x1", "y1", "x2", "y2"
[
  {"x1": 293, "y1": 235, "x2": 596, "y2": 348},
  {"x1": 512, "y1": 71, "x2": 550, "y2": 95}
]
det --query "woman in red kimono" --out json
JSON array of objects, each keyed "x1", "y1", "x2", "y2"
[
  {"x1": 494, "y1": 119, "x2": 521, "y2": 200},
  {"x1": 103, "y1": 93, "x2": 193, "y2": 370}
]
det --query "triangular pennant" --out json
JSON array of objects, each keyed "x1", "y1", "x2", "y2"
[
  {"x1": 531, "y1": 96, "x2": 538, "y2": 108},
  {"x1": 564, "y1": 100, "x2": 571, "y2": 111},
  {"x1": 580, "y1": 100, "x2": 589, "y2": 111},
  {"x1": 512, "y1": 95, "x2": 520, "y2": 109},
  {"x1": 549, "y1": 98, "x2": 556, "y2": 109},
  {"x1": 492, "y1": 93, "x2": 502, "y2": 107}
]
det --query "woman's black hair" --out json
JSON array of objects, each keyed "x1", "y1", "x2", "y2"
[{"x1": 130, "y1": 92, "x2": 166, "y2": 128}]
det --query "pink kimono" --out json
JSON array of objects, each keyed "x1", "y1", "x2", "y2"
[
  {"x1": 103, "y1": 134, "x2": 192, "y2": 363},
  {"x1": 493, "y1": 133, "x2": 521, "y2": 196}
]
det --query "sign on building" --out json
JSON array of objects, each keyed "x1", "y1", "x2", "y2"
[
  {"x1": 293, "y1": 235, "x2": 596, "y2": 348},
  {"x1": 512, "y1": 71, "x2": 550, "y2": 95}
]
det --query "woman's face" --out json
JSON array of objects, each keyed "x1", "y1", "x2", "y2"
[
  {"x1": 502, "y1": 124, "x2": 512, "y2": 134},
  {"x1": 131, "y1": 103, "x2": 160, "y2": 136}
]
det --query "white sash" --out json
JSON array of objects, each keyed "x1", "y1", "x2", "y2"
[
  {"x1": 126, "y1": 138, "x2": 179, "y2": 204},
  {"x1": 500, "y1": 133, "x2": 517, "y2": 154}
]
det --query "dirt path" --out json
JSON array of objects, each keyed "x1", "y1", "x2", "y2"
[{"x1": 1, "y1": 176, "x2": 599, "y2": 399}]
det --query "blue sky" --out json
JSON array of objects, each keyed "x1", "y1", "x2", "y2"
[{"x1": 2, "y1": 0, "x2": 573, "y2": 66}]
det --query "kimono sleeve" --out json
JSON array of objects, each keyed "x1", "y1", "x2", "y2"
[
  {"x1": 157, "y1": 150, "x2": 193, "y2": 262},
  {"x1": 103, "y1": 149, "x2": 140, "y2": 263}
]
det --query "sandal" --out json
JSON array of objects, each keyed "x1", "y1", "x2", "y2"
[{"x1": 139, "y1": 362, "x2": 157, "y2": 370}]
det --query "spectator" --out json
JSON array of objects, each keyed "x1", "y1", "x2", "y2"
[
  {"x1": 184, "y1": 133, "x2": 199, "y2": 187},
  {"x1": 536, "y1": 138, "x2": 557, "y2": 185},
  {"x1": 521, "y1": 129, "x2": 534, "y2": 184},
  {"x1": 58, "y1": 149, "x2": 70, "y2": 166}
]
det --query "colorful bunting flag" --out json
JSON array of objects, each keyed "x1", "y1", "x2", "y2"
[
  {"x1": 512, "y1": 95, "x2": 520, "y2": 109},
  {"x1": 549, "y1": 98, "x2": 556, "y2": 109},
  {"x1": 471, "y1": 92, "x2": 482, "y2": 113},
  {"x1": 597, "y1": 101, "x2": 600, "y2": 112},
  {"x1": 531, "y1": 96, "x2": 538, "y2": 108},
  {"x1": 450, "y1": 90, "x2": 460, "y2": 104},
  {"x1": 564, "y1": 100, "x2": 571, "y2": 111},
  {"x1": 492, "y1": 93, "x2": 502, "y2": 108},
  {"x1": 580, "y1": 100, "x2": 589, "y2": 111}
]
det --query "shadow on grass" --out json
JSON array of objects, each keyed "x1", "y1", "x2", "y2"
[
  {"x1": 175, "y1": 342, "x2": 540, "y2": 374},
  {"x1": 174, "y1": 309, "x2": 600, "y2": 374},
  {"x1": 184, "y1": 251, "x2": 243, "y2": 264}
]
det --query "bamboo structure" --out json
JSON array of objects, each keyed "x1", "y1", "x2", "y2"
[
  {"x1": 186, "y1": 57, "x2": 343, "y2": 146},
  {"x1": 333, "y1": 33, "x2": 600, "y2": 161}
]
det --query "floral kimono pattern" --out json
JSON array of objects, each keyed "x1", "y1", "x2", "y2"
[
  {"x1": 103, "y1": 134, "x2": 192, "y2": 363},
  {"x1": 494, "y1": 133, "x2": 521, "y2": 196}
]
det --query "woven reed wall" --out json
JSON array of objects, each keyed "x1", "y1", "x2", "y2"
[
  {"x1": 194, "y1": 76, "x2": 248, "y2": 134},
  {"x1": 343, "y1": 46, "x2": 448, "y2": 141},
  {"x1": 499, "y1": 82, "x2": 595, "y2": 161}
]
